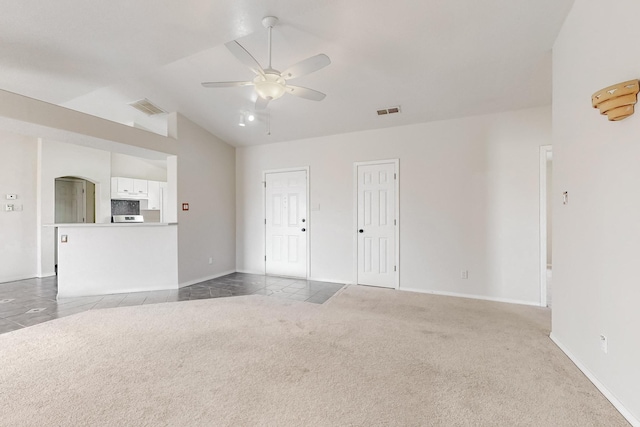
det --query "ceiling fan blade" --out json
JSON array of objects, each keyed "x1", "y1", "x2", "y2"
[
  {"x1": 225, "y1": 41, "x2": 265, "y2": 77},
  {"x1": 201, "y1": 81, "x2": 253, "y2": 88},
  {"x1": 281, "y1": 54, "x2": 331, "y2": 80},
  {"x1": 285, "y1": 85, "x2": 326, "y2": 101},
  {"x1": 255, "y1": 96, "x2": 271, "y2": 110}
]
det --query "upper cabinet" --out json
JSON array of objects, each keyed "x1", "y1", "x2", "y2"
[
  {"x1": 113, "y1": 177, "x2": 134, "y2": 196},
  {"x1": 133, "y1": 179, "x2": 148, "y2": 197},
  {"x1": 111, "y1": 177, "x2": 155, "y2": 200}
]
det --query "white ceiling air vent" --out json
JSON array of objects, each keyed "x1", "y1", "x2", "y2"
[
  {"x1": 128, "y1": 98, "x2": 167, "y2": 116},
  {"x1": 377, "y1": 105, "x2": 401, "y2": 116}
]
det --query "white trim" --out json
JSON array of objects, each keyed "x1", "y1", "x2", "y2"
[
  {"x1": 178, "y1": 269, "x2": 236, "y2": 288},
  {"x1": 539, "y1": 145, "x2": 552, "y2": 307},
  {"x1": 263, "y1": 166, "x2": 310, "y2": 280},
  {"x1": 400, "y1": 287, "x2": 542, "y2": 307},
  {"x1": 235, "y1": 269, "x2": 264, "y2": 275},
  {"x1": 353, "y1": 159, "x2": 400, "y2": 290},
  {"x1": 550, "y1": 334, "x2": 640, "y2": 427},
  {"x1": 0, "y1": 274, "x2": 40, "y2": 284}
]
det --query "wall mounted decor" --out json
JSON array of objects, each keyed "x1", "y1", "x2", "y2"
[{"x1": 592, "y1": 80, "x2": 639, "y2": 121}]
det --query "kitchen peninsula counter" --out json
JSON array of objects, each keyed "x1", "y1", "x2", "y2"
[{"x1": 50, "y1": 223, "x2": 179, "y2": 298}]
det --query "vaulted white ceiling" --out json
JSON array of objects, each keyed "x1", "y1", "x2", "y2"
[{"x1": 0, "y1": 0, "x2": 574, "y2": 146}]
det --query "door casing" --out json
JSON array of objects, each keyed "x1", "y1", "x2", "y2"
[{"x1": 353, "y1": 159, "x2": 400, "y2": 289}]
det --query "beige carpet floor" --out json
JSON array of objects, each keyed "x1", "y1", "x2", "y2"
[{"x1": 0, "y1": 285, "x2": 629, "y2": 426}]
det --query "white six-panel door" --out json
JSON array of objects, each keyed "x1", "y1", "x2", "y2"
[
  {"x1": 357, "y1": 162, "x2": 397, "y2": 288},
  {"x1": 265, "y1": 170, "x2": 308, "y2": 278}
]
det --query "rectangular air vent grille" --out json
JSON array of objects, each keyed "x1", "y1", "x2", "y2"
[
  {"x1": 377, "y1": 105, "x2": 401, "y2": 116},
  {"x1": 129, "y1": 98, "x2": 167, "y2": 116}
]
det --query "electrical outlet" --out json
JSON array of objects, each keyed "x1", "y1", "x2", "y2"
[
  {"x1": 600, "y1": 335, "x2": 608, "y2": 354},
  {"x1": 208, "y1": 257, "x2": 213, "y2": 265},
  {"x1": 5, "y1": 194, "x2": 17, "y2": 200},
  {"x1": 5, "y1": 204, "x2": 14, "y2": 212},
  {"x1": 461, "y1": 270, "x2": 469, "y2": 279}
]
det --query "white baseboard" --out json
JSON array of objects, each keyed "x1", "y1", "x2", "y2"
[
  {"x1": 38, "y1": 272, "x2": 56, "y2": 278},
  {"x1": 399, "y1": 287, "x2": 542, "y2": 307},
  {"x1": 235, "y1": 269, "x2": 264, "y2": 275},
  {"x1": 0, "y1": 274, "x2": 38, "y2": 284},
  {"x1": 549, "y1": 333, "x2": 639, "y2": 427},
  {"x1": 179, "y1": 269, "x2": 236, "y2": 288}
]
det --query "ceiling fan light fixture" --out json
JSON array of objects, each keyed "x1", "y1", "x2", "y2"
[{"x1": 254, "y1": 73, "x2": 286, "y2": 100}]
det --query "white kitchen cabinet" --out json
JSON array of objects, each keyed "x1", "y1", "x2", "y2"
[
  {"x1": 111, "y1": 177, "x2": 151, "y2": 199},
  {"x1": 133, "y1": 179, "x2": 148, "y2": 197},
  {"x1": 147, "y1": 181, "x2": 161, "y2": 210},
  {"x1": 111, "y1": 177, "x2": 134, "y2": 198}
]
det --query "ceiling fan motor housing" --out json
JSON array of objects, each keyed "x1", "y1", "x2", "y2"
[{"x1": 254, "y1": 73, "x2": 286, "y2": 100}]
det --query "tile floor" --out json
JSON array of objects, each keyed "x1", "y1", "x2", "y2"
[{"x1": 0, "y1": 273, "x2": 345, "y2": 335}]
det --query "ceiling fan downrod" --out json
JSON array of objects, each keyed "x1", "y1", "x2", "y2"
[{"x1": 262, "y1": 16, "x2": 279, "y2": 71}]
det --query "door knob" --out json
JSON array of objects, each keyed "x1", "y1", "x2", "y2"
[
  {"x1": 301, "y1": 218, "x2": 306, "y2": 223},
  {"x1": 359, "y1": 229, "x2": 364, "y2": 233},
  {"x1": 301, "y1": 228, "x2": 306, "y2": 232}
]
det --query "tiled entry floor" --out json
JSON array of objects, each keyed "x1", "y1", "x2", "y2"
[{"x1": 0, "y1": 273, "x2": 345, "y2": 335}]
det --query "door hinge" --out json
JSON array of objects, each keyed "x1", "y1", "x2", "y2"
[
  {"x1": 394, "y1": 173, "x2": 397, "y2": 180},
  {"x1": 265, "y1": 218, "x2": 267, "y2": 224},
  {"x1": 394, "y1": 219, "x2": 397, "y2": 226},
  {"x1": 263, "y1": 181, "x2": 266, "y2": 188},
  {"x1": 264, "y1": 255, "x2": 267, "y2": 261},
  {"x1": 394, "y1": 266, "x2": 397, "y2": 272}
]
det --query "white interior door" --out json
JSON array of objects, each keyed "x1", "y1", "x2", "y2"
[
  {"x1": 357, "y1": 162, "x2": 397, "y2": 288},
  {"x1": 265, "y1": 170, "x2": 307, "y2": 278}
]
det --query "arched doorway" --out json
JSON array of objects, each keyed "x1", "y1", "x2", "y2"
[{"x1": 54, "y1": 177, "x2": 96, "y2": 224}]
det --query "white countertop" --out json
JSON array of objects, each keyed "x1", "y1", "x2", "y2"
[{"x1": 45, "y1": 222, "x2": 178, "y2": 227}]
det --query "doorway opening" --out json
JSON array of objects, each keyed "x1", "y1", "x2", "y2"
[
  {"x1": 55, "y1": 177, "x2": 96, "y2": 224},
  {"x1": 539, "y1": 146, "x2": 552, "y2": 307},
  {"x1": 54, "y1": 176, "x2": 96, "y2": 275},
  {"x1": 353, "y1": 159, "x2": 399, "y2": 289},
  {"x1": 264, "y1": 167, "x2": 309, "y2": 279}
]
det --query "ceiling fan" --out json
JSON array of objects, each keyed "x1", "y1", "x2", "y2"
[{"x1": 201, "y1": 16, "x2": 331, "y2": 110}]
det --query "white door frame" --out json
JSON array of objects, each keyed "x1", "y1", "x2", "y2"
[
  {"x1": 539, "y1": 145, "x2": 552, "y2": 307},
  {"x1": 353, "y1": 159, "x2": 400, "y2": 289},
  {"x1": 263, "y1": 166, "x2": 310, "y2": 279}
]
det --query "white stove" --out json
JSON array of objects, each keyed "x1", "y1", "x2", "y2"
[{"x1": 112, "y1": 215, "x2": 144, "y2": 223}]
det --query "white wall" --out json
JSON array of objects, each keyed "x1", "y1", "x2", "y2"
[
  {"x1": 237, "y1": 106, "x2": 549, "y2": 304},
  {"x1": 111, "y1": 152, "x2": 167, "y2": 181},
  {"x1": 39, "y1": 140, "x2": 112, "y2": 276},
  {"x1": 172, "y1": 114, "x2": 236, "y2": 286},
  {"x1": 0, "y1": 131, "x2": 38, "y2": 282},
  {"x1": 551, "y1": 0, "x2": 640, "y2": 423},
  {"x1": 56, "y1": 224, "x2": 178, "y2": 297}
]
